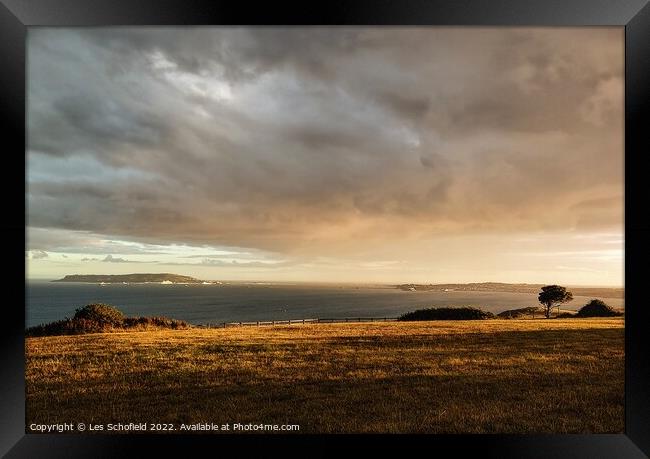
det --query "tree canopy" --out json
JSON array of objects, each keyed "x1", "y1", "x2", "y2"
[{"x1": 538, "y1": 285, "x2": 573, "y2": 318}]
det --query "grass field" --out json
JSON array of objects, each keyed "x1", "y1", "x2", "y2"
[{"x1": 25, "y1": 318, "x2": 624, "y2": 433}]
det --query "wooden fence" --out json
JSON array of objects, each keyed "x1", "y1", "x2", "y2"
[
  {"x1": 198, "y1": 317, "x2": 399, "y2": 328},
  {"x1": 195, "y1": 311, "x2": 580, "y2": 327}
]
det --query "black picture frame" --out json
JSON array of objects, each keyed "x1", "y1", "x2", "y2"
[{"x1": 3, "y1": 1, "x2": 649, "y2": 457}]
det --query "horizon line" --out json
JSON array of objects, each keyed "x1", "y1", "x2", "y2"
[{"x1": 25, "y1": 275, "x2": 625, "y2": 289}]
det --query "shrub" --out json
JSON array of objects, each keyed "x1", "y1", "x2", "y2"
[
  {"x1": 123, "y1": 316, "x2": 189, "y2": 330},
  {"x1": 399, "y1": 307, "x2": 494, "y2": 321},
  {"x1": 497, "y1": 307, "x2": 543, "y2": 319},
  {"x1": 577, "y1": 299, "x2": 623, "y2": 317},
  {"x1": 73, "y1": 303, "x2": 125, "y2": 325},
  {"x1": 25, "y1": 319, "x2": 73, "y2": 337},
  {"x1": 26, "y1": 304, "x2": 190, "y2": 337},
  {"x1": 25, "y1": 317, "x2": 114, "y2": 337}
]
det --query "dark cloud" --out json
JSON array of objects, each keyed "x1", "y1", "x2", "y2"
[
  {"x1": 27, "y1": 28, "x2": 623, "y2": 257},
  {"x1": 376, "y1": 91, "x2": 430, "y2": 121},
  {"x1": 52, "y1": 92, "x2": 168, "y2": 149},
  {"x1": 27, "y1": 228, "x2": 171, "y2": 255}
]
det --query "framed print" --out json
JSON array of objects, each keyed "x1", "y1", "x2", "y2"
[{"x1": 2, "y1": 0, "x2": 649, "y2": 457}]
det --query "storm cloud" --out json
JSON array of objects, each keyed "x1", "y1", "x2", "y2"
[{"x1": 27, "y1": 28, "x2": 623, "y2": 281}]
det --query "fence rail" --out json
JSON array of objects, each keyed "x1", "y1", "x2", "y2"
[
  {"x1": 197, "y1": 317, "x2": 399, "y2": 328},
  {"x1": 195, "y1": 309, "x2": 583, "y2": 328}
]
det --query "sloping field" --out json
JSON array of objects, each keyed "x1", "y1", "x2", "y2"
[{"x1": 26, "y1": 318, "x2": 624, "y2": 433}]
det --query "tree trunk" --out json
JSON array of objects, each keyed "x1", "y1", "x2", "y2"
[{"x1": 545, "y1": 304, "x2": 551, "y2": 319}]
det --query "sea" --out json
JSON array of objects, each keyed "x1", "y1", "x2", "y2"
[{"x1": 25, "y1": 281, "x2": 626, "y2": 327}]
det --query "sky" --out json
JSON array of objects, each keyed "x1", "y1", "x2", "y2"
[{"x1": 26, "y1": 27, "x2": 624, "y2": 286}]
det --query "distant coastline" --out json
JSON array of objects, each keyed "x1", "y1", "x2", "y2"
[
  {"x1": 48, "y1": 274, "x2": 624, "y2": 299},
  {"x1": 396, "y1": 282, "x2": 624, "y2": 299},
  {"x1": 52, "y1": 273, "x2": 213, "y2": 284}
]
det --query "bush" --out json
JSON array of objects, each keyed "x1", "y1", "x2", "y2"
[
  {"x1": 497, "y1": 307, "x2": 543, "y2": 319},
  {"x1": 26, "y1": 304, "x2": 190, "y2": 337},
  {"x1": 25, "y1": 319, "x2": 73, "y2": 337},
  {"x1": 576, "y1": 299, "x2": 623, "y2": 317},
  {"x1": 123, "y1": 316, "x2": 189, "y2": 330},
  {"x1": 25, "y1": 317, "x2": 113, "y2": 337},
  {"x1": 73, "y1": 303, "x2": 125, "y2": 325},
  {"x1": 399, "y1": 307, "x2": 494, "y2": 321}
]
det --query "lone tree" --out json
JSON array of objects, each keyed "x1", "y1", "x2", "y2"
[{"x1": 538, "y1": 285, "x2": 573, "y2": 318}]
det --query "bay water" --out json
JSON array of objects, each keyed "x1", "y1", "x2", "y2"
[{"x1": 25, "y1": 281, "x2": 625, "y2": 327}]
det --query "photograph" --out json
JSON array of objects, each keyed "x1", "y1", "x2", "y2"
[{"x1": 23, "y1": 26, "x2": 627, "y2": 435}]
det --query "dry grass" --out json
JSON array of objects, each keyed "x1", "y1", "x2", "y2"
[{"x1": 25, "y1": 318, "x2": 624, "y2": 433}]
